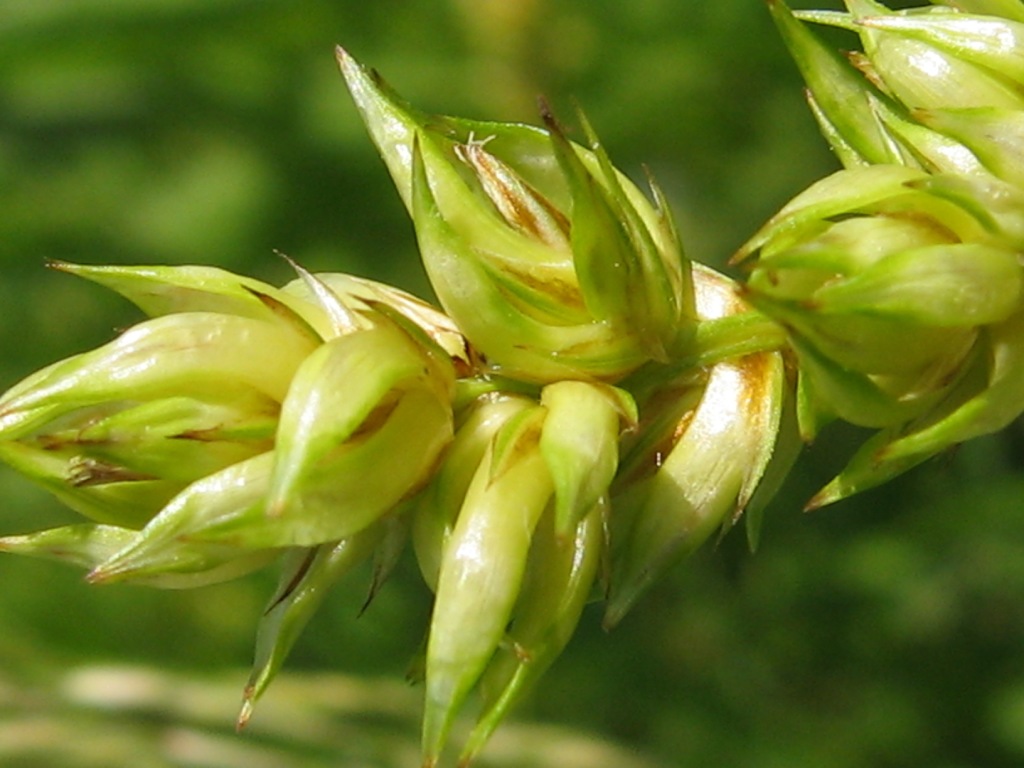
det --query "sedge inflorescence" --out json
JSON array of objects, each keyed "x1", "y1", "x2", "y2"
[{"x1": 2, "y1": 2, "x2": 1024, "y2": 765}]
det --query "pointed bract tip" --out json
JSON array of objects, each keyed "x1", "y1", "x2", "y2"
[
  {"x1": 236, "y1": 693, "x2": 254, "y2": 732},
  {"x1": 803, "y1": 490, "x2": 835, "y2": 512},
  {"x1": 272, "y1": 248, "x2": 298, "y2": 270},
  {"x1": 85, "y1": 564, "x2": 116, "y2": 585},
  {"x1": 335, "y1": 45, "x2": 364, "y2": 86},
  {"x1": 334, "y1": 45, "x2": 358, "y2": 76},
  {"x1": 601, "y1": 602, "x2": 627, "y2": 632},
  {"x1": 536, "y1": 94, "x2": 552, "y2": 120},
  {"x1": 335, "y1": 45, "x2": 387, "y2": 92},
  {"x1": 537, "y1": 96, "x2": 564, "y2": 136}
]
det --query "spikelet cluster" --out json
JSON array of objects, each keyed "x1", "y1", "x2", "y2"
[
  {"x1": 2, "y1": 2, "x2": 1023, "y2": 764},
  {"x1": 740, "y1": 0, "x2": 1024, "y2": 506}
]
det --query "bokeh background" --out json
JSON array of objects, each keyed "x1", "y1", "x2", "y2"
[{"x1": 3, "y1": 1, "x2": 1024, "y2": 766}]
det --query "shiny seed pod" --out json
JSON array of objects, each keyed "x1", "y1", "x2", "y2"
[
  {"x1": 412, "y1": 393, "x2": 535, "y2": 592},
  {"x1": 459, "y1": 501, "x2": 604, "y2": 766},
  {"x1": 421, "y1": 405, "x2": 552, "y2": 767},
  {"x1": 606, "y1": 269, "x2": 788, "y2": 626}
]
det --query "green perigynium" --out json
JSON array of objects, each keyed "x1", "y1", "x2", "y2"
[
  {"x1": 338, "y1": 48, "x2": 694, "y2": 383},
  {"x1": 606, "y1": 265, "x2": 792, "y2": 627},
  {"x1": 0, "y1": 261, "x2": 459, "y2": 590},
  {"x1": 1, "y1": 3, "x2": 1023, "y2": 765},
  {"x1": 736, "y1": 165, "x2": 1022, "y2": 427}
]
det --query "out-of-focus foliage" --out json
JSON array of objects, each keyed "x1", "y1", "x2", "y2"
[
  {"x1": 3, "y1": 0, "x2": 1024, "y2": 766},
  {"x1": 0, "y1": 662, "x2": 670, "y2": 768}
]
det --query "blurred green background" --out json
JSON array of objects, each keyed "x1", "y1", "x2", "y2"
[{"x1": 3, "y1": 1, "x2": 1024, "y2": 766}]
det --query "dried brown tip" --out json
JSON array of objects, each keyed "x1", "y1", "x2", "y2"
[{"x1": 236, "y1": 691, "x2": 255, "y2": 732}]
